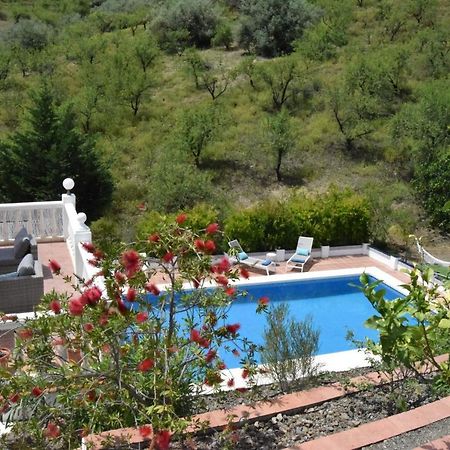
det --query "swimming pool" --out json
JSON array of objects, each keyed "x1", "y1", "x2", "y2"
[
  {"x1": 219, "y1": 274, "x2": 403, "y2": 368},
  {"x1": 138, "y1": 269, "x2": 405, "y2": 370}
]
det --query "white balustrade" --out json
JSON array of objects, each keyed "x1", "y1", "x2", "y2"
[{"x1": 0, "y1": 201, "x2": 64, "y2": 243}]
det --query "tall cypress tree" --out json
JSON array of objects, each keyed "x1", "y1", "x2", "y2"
[{"x1": 0, "y1": 84, "x2": 113, "y2": 220}]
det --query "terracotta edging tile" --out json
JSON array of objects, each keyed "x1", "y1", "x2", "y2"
[
  {"x1": 414, "y1": 434, "x2": 450, "y2": 450},
  {"x1": 285, "y1": 396, "x2": 450, "y2": 450}
]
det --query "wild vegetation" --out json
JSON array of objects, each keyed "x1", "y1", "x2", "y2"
[{"x1": 0, "y1": 0, "x2": 448, "y2": 250}]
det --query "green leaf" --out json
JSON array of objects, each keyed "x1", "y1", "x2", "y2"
[{"x1": 438, "y1": 318, "x2": 450, "y2": 329}]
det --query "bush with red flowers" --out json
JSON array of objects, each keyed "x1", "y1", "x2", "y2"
[{"x1": 0, "y1": 216, "x2": 262, "y2": 449}]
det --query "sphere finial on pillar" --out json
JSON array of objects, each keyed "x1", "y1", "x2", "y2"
[{"x1": 63, "y1": 178, "x2": 75, "y2": 194}]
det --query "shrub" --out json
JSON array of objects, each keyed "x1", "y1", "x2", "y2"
[
  {"x1": 360, "y1": 267, "x2": 450, "y2": 394},
  {"x1": 238, "y1": 0, "x2": 321, "y2": 57},
  {"x1": 261, "y1": 303, "x2": 319, "y2": 391},
  {"x1": 152, "y1": 0, "x2": 220, "y2": 50},
  {"x1": 212, "y1": 22, "x2": 233, "y2": 49},
  {"x1": 224, "y1": 190, "x2": 370, "y2": 251},
  {"x1": 6, "y1": 19, "x2": 52, "y2": 50},
  {"x1": 0, "y1": 216, "x2": 262, "y2": 448}
]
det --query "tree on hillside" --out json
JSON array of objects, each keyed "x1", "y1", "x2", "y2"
[
  {"x1": 0, "y1": 84, "x2": 113, "y2": 220},
  {"x1": 108, "y1": 37, "x2": 159, "y2": 116},
  {"x1": 253, "y1": 57, "x2": 305, "y2": 112},
  {"x1": 152, "y1": 0, "x2": 220, "y2": 51},
  {"x1": 177, "y1": 103, "x2": 222, "y2": 167},
  {"x1": 391, "y1": 80, "x2": 450, "y2": 230},
  {"x1": 265, "y1": 109, "x2": 296, "y2": 181},
  {"x1": 239, "y1": 0, "x2": 321, "y2": 57}
]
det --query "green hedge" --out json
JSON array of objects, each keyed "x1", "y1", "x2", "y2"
[
  {"x1": 223, "y1": 190, "x2": 370, "y2": 251},
  {"x1": 134, "y1": 191, "x2": 370, "y2": 253}
]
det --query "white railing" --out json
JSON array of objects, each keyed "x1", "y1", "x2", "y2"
[
  {"x1": 0, "y1": 188, "x2": 94, "y2": 279},
  {"x1": 62, "y1": 194, "x2": 92, "y2": 278},
  {"x1": 0, "y1": 201, "x2": 64, "y2": 243}
]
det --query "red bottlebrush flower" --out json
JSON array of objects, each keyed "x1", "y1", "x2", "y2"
[
  {"x1": 121, "y1": 250, "x2": 141, "y2": 278},
  {"x1": 68, "y1": 298, "x2": 84, "y2": 316},
  {"x1": 204, "y1": 240, "x2": 216, "y2": 253},
  {"x1": 88, "y1": 258, "x2": 100, "y2": 267},
  {"x1": 226, "y1": 323, "x2": 241, "y2": 334},
  {"x1": 227, "y1": 378, "x2": 235, "y2": 387},
  {"x1": 206, "y1": 223, "x2": 219, "y2": 234},
  {"x1": 99, "y1": 313, "x2": 109, "y2": 327},
  {"x1": 114, "y1": 271, "x2": 126, "y2": 284},
  {"x1": 199, "y1": 337, "x2": 210, "y2": 348},
  {"x1": 139, "y1": 425, "x2": 152, "y2": 439},
  {"x1": 155, "y1": 430, "x2": 171, "y2": 450},
  {"x1": 17, "y1": 328, "x2": 33, "y2": 340},
  {"x1": 81, "y1": 242, "x2": 95, "y2": 253},
  {"x1": 101, "y1": 344, "x2": 111, "y2": 353},
  {"x1": 145, "y1": 282, "x2": 160, "y2": 296},
  {"x1": 117, "y1": 298, "x2": 128, "y2": 315},
  {"x1": 148, "y1": 233, "x2": 160, "y2": 243},
  {"x1": 48, "y1": 259, "x2": 61, "y2": 275},
  {"x1": 162, "y1": 251, "x2": 174, "y2": 263},
  {"x1": 136, "y1": 311, "x2": 148, "y2": 324},
  {"x1": 194, "y1": 239, "x2": 205, "y2": 251},
  {"x1": 44, "y1": 422, "x2": 61, "y2": 439},
  {"x1": 190, "y1": 329, "x2": 201, "y2": 343},
  {"x1": 31, "y1": 387, "x2": 43, "y2": 397},
  {"x1": 225, "y1": 287, "x2": 236, "y2": 296},
  {"x1": 137, "y1": 358, "x2": 154, "y2": 372},
  {"x1": 9, "y1": 393, "x2": 20, "y2": 403},
  {"x1": 242, "y1": 368, "x2": 249, "y2": 379},
  {"x1": 126, "y1": 288, "x2": 137, "y2": 302},
  {"x1": 232, "y1": 349, "x2": 240, "y2": 357},
  {"x1": 83, "y1": 323, "x2": 94, "y2": 333},
  {"x1": 216, "y1": 274, "x2": 229, "y2": 287},
  {"x1": 240, "y1": 267, "x2": 250, "y2": 279},
  {"x1": 205, "y1": 349, "x2": 216, "y2": 363},
  {"x1": 218, "y1": 362, "x2": 226, "y2": 370},
  {"x1": 49, "y1": 299, "x2": 61, "y2": 314},
  {"x1": 93, "y1": 249, "x2": 104, "y2": 260},
  {"x1": 176, "y1": 213, "x2": 187, "y2": 224},
  {"x1": 83, "y1": 286, "x2": 102, "y2": 305},
  {"x1": 258, "y1": 296, "x2": 269, "y2": 306},
  {"x1": 217, "y1": 257, "x2": 231, "y2": 273}
]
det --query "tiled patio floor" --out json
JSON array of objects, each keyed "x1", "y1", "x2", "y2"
[
  {"x1": 38, "y1": 241, "x2": 74, "y2": 294},
  {"x1": 39, "y1": 243, "x2": 411, "y2": 294}
]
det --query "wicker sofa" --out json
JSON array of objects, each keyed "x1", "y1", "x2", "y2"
[{"x1": 0, "y1": 259, "x2": 44, "y2": 314}]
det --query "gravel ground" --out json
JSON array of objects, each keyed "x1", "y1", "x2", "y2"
[
  {"x1": 169, "y1": 378, "x2": 440, "y2": 450},
  {"x1": 362, "y1": 417, "x2": 450, "y2": 450}
]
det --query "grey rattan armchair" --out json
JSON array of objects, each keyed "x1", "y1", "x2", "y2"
[{"x1": 0, "y1": 260, "x2": 44, "y2": 313}]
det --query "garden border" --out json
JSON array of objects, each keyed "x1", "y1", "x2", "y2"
[{"x1": 82, "y1": 355, "x2": 448, "y2": 449}]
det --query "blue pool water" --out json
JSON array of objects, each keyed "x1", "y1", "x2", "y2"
[
  {"x1": 134, "y1": 275, "x2": 404, "y2": 369},
  {"x1": 223, "y1": 276, "x2": 402, "y2": 364}
]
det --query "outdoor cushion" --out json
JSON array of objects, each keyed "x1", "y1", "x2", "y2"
[
  {"x1": 17, "y1": 254, "x2": 35, "y2": 276},
  {"x1": 0, "y1": 271, "x2": 18, "y2": 280},
  {"x1": 238, "y1": 251, "x2": 249, "y2": 261},
  {"x1": 14, "y1": 227, "x2": 31, "y2": 259},
  {"x1": 291, "y1": 255, "x2": 307, "y2": 263},
  {"x1": 261, "y1": 259, "x2": 272, "y2": 266},
  {"x1": 296, "y1": 247, "x2": 310, "y2": 256}
]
